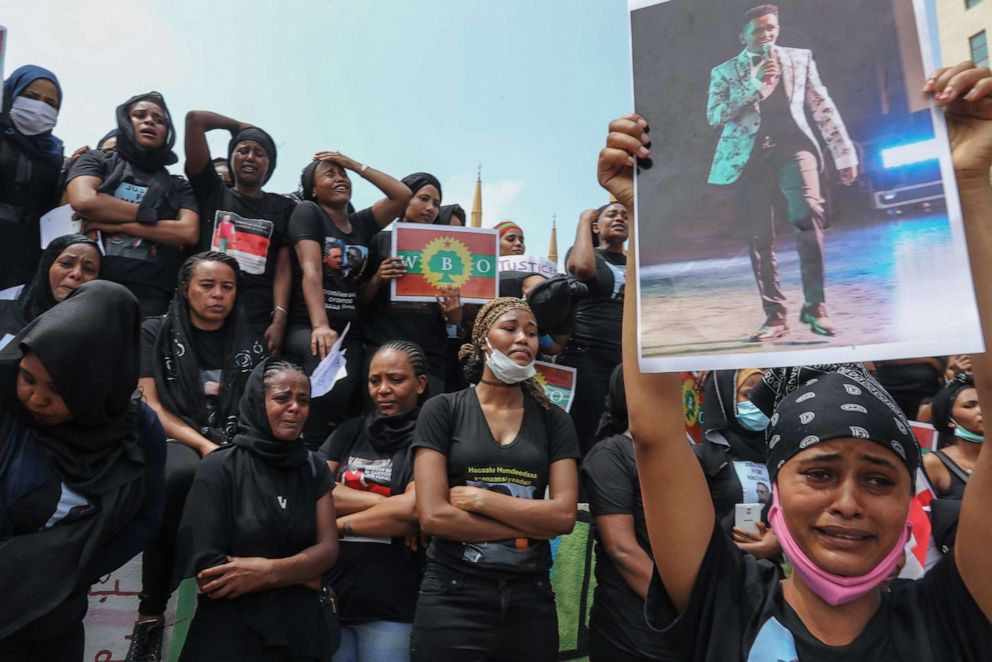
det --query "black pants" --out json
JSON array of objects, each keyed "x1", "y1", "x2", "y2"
[
  {"x1": 140, "y1": 441, "x2": 200, "y2": 616},
  {"x1": 558, "y1": 342, "x2": 621, "y2": 457},
  {"x1": 285, "y1": 324, "x2": 364, "y2": 448},
  {"x1": 737, "y1": 148, "x2": 825, "y2": 322},
  {"x1": 410, "y1": 565, "x2": 558, "y2": 661}
]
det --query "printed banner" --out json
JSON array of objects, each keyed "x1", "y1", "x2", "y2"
[
  {"x1": 681, "y1": 371, "x2": 705, "y2": 443},
  {"x1": 534, "y1": 361, "x2": 577, "y2": 412},
  {"x1": 629, "y1": 0, "x2": 982, "y2": 371},
  {"x1": 499, "y1": 254, "x2": 558, "y2": 278},
  {"x1": 211, "y1": 210, "x2": 273, "y2": 275},
  {"x1": 391, "y1": 223, "x2": 499, "y2": 304}
]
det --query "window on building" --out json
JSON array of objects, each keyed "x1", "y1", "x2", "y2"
[
  {"x1": 971, "y1": 30, "x2": 989, "y2": 67},
  {"x1": 966, "y1": 0, "x2": 983, "y2": 10}
]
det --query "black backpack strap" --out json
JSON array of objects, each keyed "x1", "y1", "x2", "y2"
[{"x1": 935, "y1": 449, "x2": 970, "y2": 485}]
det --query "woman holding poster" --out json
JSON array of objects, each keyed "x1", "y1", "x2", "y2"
[
  {"x1": 363, "y1": 172, "x2": 462, "y2": 399},
  {"x1": 597, "y1": 60, "x2": 992, "y2": 660},
  {"x1": 411, "y1": 297, "x2": 579, "y2": 660}
]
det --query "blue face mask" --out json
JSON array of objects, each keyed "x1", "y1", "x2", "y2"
[
  {"x1": 736, "y1": 400, "x2": 769, "y2": 432},
  {"x1": 952, "y1": 421, "x2": 984, "y2": 444}
]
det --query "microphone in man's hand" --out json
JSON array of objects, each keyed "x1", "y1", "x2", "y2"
[{"x1": 761, "y1": 43, "x2": 774, "y2": 84}]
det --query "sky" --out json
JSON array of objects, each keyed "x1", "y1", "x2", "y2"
[{"x1": 4, "y1": 0, "x2": 633, "y2": 265}]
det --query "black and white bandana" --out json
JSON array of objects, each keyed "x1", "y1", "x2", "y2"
[{"x1": 762, "y1": 366, "x2": 920, "y2": 485}]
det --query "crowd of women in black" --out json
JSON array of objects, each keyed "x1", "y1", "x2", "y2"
[{"x1": 2, "y1": 54, "x2": 992, "y2": 662}]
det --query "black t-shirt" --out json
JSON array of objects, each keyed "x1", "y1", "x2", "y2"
[
  {"x1": 0, "y1": 133, "x2": 62, "y2": 290},
  {"x1": 288, "y1": 201, "x2": 379, "y2": 329},
  {"x1": 67, "y1": 150, "x2": 198, "y2": 297},
  {"x1": 188, "y1": 165, "x2": 295, "y2": 328},
  {"x1": 567, "y1": 247, "x2": 625, "y2": 350},
  {"x1": 412, "y1": 388, "x2": 580, "y2": 579},
  {"x1": 582, "y1": 434, "x2": 676, "y2": 660},
  {"x1": 141, "y1": 317, "x2": 225, "y2": 427},
  {"x1": 319, "y1": 416, "x2": 420, "y2": 624},
  {"x1": 645, "y1": 524, "x2": 992, "y2": 661},
  {"x1": 363, "y1": 231, "x2": 447, "y2": 362}
]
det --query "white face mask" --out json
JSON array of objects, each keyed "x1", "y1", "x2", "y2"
[
  {"x1": 484, "y1": 339, "x2": 536, "y2": 384},
  {"x1": 9, "y1": 96, "x2": 59, "y2": 136}
]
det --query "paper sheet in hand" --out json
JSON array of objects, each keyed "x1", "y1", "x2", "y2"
[
  {"x1": 629, "y1": 0, "x2": 982, "y2": 371},
  {"x1": 311, "y1": 323, "x2": 350, "y2": 398},
  {"x1": 40, "y1": 205, "x2": 80, "y2": 248}
]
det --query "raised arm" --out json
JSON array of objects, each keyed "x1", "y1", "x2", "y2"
[
  {"x1": 313, "y1": 151, "x2": 412, "y2": 227},
  {"x1": 932, "y1": 62, "x2": 992, "y2": 620},
  {"x1": 565, "y1": 209, "x2": 599, "y2": 281},
  {"x1": 185, "y1": 110, "x2": 251, "y2": 179},
  {"x1": 599, "y1": 113, "x2": 716, "y2": 611}
]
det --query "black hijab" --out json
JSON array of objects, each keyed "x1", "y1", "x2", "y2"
[
  {"x1": 402, "y1": 172, "x2": 442, "y2": 204},
  {"x1": 227, "y1": 127, "x2": 278, "y2": 186},
  {"x1": 0, "y1": 281, "x2": 146, "y2": 638},
  {"x1": 151, "y1": 256, "x2": 266, "y2": 444},
  {"x1": 174, "y1": 358, "x2": 333, "y2": 659},
  {"x1": 231, "y1": 359, "x2": 309, "y2": 469},
  {"x1": 0, "y1": 280, "x2": 144, "y2": 494},
  {"x1": 114, "y1": 92, "x2": 178, "y2": 169},
  {"x1": 14, "y1": 233, "x2": 100, "y2": 323},
  {"x1": 931, "y1": 373, "x2": 975, "y2": 435},
  {"x1": 701, "y1": 370, "x2": 767, "y2": 463}
]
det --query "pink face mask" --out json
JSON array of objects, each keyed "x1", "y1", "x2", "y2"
[{"x1": 767, "y1": 484, "x2": 911, "y2": 606}]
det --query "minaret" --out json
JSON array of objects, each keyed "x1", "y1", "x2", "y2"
[
  {"x1": 469, "y1": 164, "x2": 482, "y2": 228},
  {"x1": 548, "y1": 213, "x2": 558, "y2": 265}
]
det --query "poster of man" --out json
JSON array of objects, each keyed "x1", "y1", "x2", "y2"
[{"x1": 629, "y1": 0, "x2": 983, "y2": 371}]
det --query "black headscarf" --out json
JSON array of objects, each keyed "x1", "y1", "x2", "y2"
[
  {"x1": 759, "y1": 365, "x2": 920, "y2": 485},
  {"x1": 0, "y1": 280, "x2": 144, "y2": 494},
  {"x1": 14, "y1": 233, "x2": 100, "y2": 323},
  {"x1": 231, "y1": 359, "x2": 309, "y2": 469},
  {"x1": 151, "y1": 259, "x2": 266, "y2": 444},
  {"x1": 96, "y1": 129, "x2": 118, "y2": 150},
  {"x1": 930, "y1": 373, "x2": 975, "y2": 435},
  {"x1": 0, "y1": 281, "x2": 146, "y2": 638},
  {"x1": 114, "y1": 92, "x2": 178, "y2": 169},
  {"x1": 436, "y1": 203, "x2": 466, "y2": 226},
  {"x1": 701, "y1": 370, "x2": 767, "y2": 463},
  {"x1": 174, "y1": 358, "x2": 333, "y2": 660},
  {"x1": 227, "y1": 127, "x2": 277, "y2": 186},
  {"x1": 401, "y1": 172, "x2": 442, "y2": 204}
]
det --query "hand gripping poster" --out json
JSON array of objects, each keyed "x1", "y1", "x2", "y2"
[
  {"x1": 629, "y1": 0, "x2": 983, "y2": 371},
  {"x1": 391, "y1": 223, "x2": 499, "y2": 304}
]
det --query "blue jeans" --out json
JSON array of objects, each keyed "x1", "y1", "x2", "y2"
[{"x1": 334, "y1": 620, "x2": 412, "y2": 662}]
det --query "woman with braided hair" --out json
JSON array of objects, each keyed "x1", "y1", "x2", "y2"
[
  {"x1": 318, "y1": 340, "x2": 430, "y2": 661},
  {"x1": 410, "y1": 297, "x2": 579, "y2": 660}
]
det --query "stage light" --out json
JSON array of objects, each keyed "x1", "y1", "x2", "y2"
[{"x1": 880, "y1": 139, "x2": 938, "y2": 169}]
